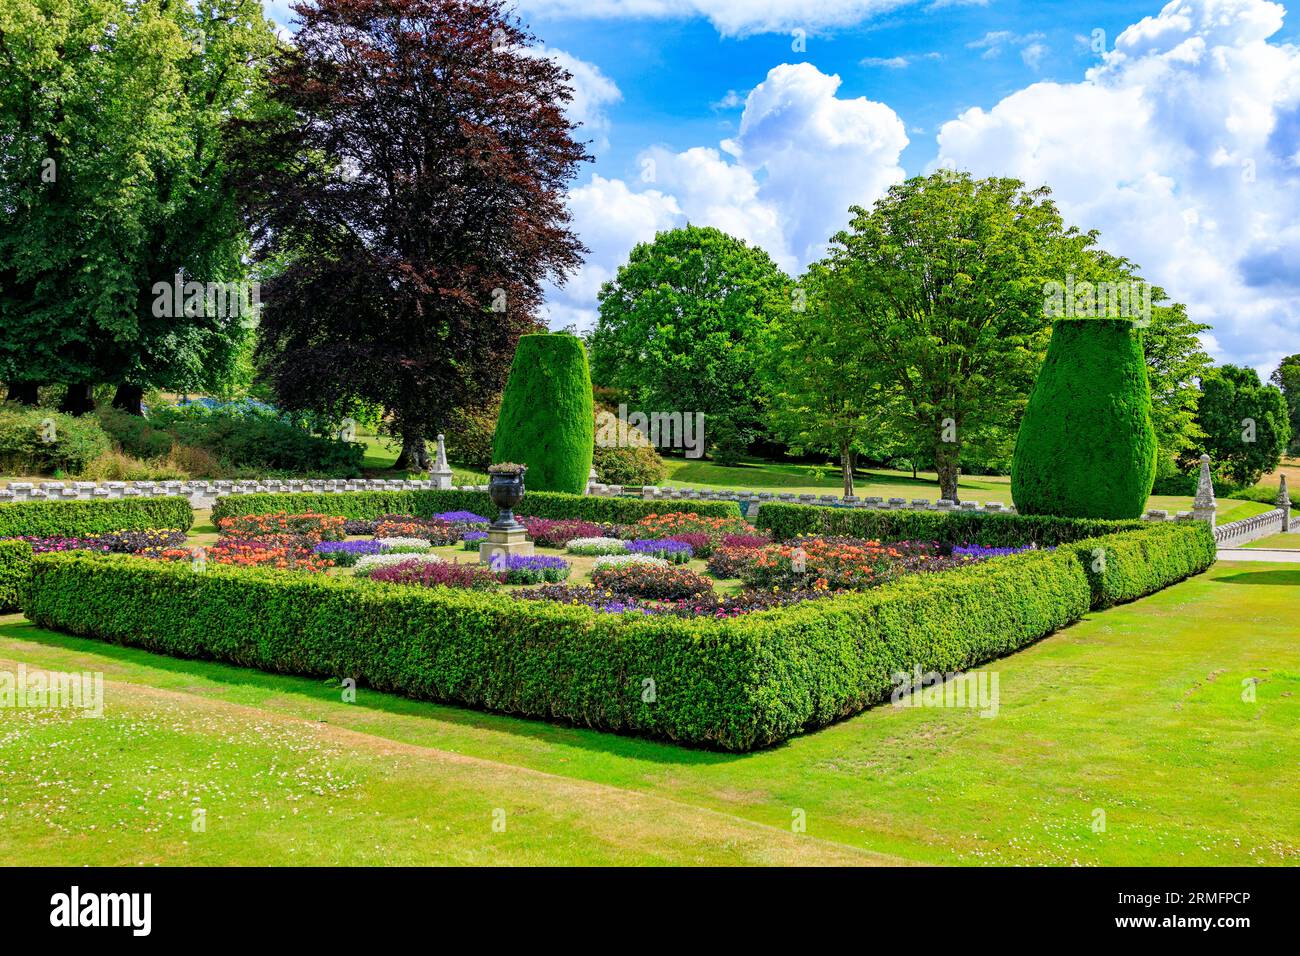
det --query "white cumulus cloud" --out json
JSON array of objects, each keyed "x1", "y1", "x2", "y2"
[
  {"x1": 937, "y1": 0, "x2": 1300, "y2": 375},
  {"x1": 543, "y1": 63, "x2": 909, "y2": 329}
]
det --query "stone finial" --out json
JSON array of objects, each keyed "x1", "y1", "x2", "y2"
[
  {"x1": 429, "y1": 433, "x2": 453, "y2": 490},
  {"x1": 1192, "y1": 453, "x2": 1216, "y2": 528},
  {"x1": 1279, "y1": 474, "x2": 1291, "y2": 533}
]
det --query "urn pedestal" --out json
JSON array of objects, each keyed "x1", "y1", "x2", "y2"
[
  {"x1": 480, "y1": 467, "x2": 534, "y2": 564},
  {"x1": 478, "y1": 526, "x2": 534, "y2": 564}
]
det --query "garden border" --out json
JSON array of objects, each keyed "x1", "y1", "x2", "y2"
[{"x1": 21, "y1": 521, "x2": 1214, "y2": 750}]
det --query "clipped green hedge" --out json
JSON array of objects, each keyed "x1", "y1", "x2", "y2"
[
  {"x1": 0, "y1": 540, "x2": 32, "y2": 612},
  {"x1": 22, "y1": 518, "x2": 1214, "y2": 750},
  {"x1": 1065, "y1": 521, "x2": 1216, "y2": 609},
  {"x1": 755, "y1": 501, "x2": 1146, "y2": 547},
  {"x1": 1012, "y1": 320, "x2": 1158, "y2": 519},
  {"x1": 0, "y1": 496, "x2": 194, "y2": 538},
  {"x1": 493, "y1": 334, "x2": 595, "y2": 494},
  {"x1": 210, "y1": 489, "x2": 741, "y2": 524}
]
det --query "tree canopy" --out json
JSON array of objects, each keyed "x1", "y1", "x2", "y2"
[
  {"x1": 589, "y1": 224, "x2": 790, "y2": 462},
  {"x1": 1195, "y1": 364, "x2": 1290, "y2": 486},
  {"x1": 228, "y1": 0, "x2": 589, "y2": 468}
]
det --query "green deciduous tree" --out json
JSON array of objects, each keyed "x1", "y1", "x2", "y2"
[
  {"x1": 823, "y1": 171, "x2": 1085, "y2": 502},
  {"x1": 0, "y1": 0, "x2": 278, "y2": 411},
  {"x1": 1270, "y1": 354, "x2": 1300, "y2": 456},
  {"x1": 589, "y1": 225, "x2": 790, "y2": 463},
  {"x1": 761, "y1": 263, "x2": 903, "y2": 497},
  {"x1": 1195, "y1": 364, "x2": 1290, "y2": 486}
]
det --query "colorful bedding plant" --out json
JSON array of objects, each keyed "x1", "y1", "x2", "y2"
[
  {"x1": 519, "y1": 517, "x2": 612, "y2": 548},
  {"x1": 490, "y1": 554, "x2": 571, "y2": 584},
  {"x1": 353, "y1": 553, "x2": 444, "y2": 576},
  {"x1": 590, "y1": 561, "x2": 714, "y2": 600},
  {"x1": 461, "y1": 530, "x2": 488, "y2": 551},
  {"x1": 374, "y1": 517, "x2": 457, "y2": 546},
  {"x1": 313, "y1": 540, "x2": 384, "y2": 567},
  {"x1": 565, "y1": 536, "x2": 628, "y2": 556},
  {"x1": 739, "y1": 536, "x2": 988, "y2": 592},
  {"x1": 624, "y1": 538, "x2": 693, "y2": 563},
  {"x1": 366, "y1": 558, "x2": 501, "y2": 590},
  {"x1": 628, "y1": 512, "x2": 758, "y2": 557},
  {"x1": 181, "y1": 538, "x2": 333, "y2": 573},
  {"x1": 5, "y1": 528, "x2": 188, "y2": 556},
  {"x1": 217, "y1": 512, "x2": 345, "y2": 543},
  {"x1": 376, "y1": 536, "x2": 433, "y2": 553}
]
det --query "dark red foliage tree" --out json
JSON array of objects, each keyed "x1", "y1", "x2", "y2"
[{"x1": 228, "y1": 0, "x2": 589, "y2": 468}]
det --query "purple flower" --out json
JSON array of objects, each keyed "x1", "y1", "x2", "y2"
[
  {"x1": 951, "y1": 543, "x2": 1042, "y2": 559},
  {"x1": 314, "y1": 540, "x2": 384, "y2": 556},
  {"x1": 462, "y1": 530, "x2": 488, "y2": 542},
  {"x1": 434, "y1": 511, "x2": 490, "y2": 524}
]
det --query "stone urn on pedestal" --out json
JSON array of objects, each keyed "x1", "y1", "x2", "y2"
[{"x1": 480, "y1": 463, "x2": 534, "y2": 564}]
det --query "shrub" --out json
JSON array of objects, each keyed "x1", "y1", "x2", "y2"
[
  {"x1": 0, "y1": 497, "x2": 194, "y2": 538},
  {"x1": 0, "y1": 403, "x2": 112, "y2": 475},
  {"x1": 22, "y1": 521, "x2": 1211, "y2": 750},
  {"x1": 142, "y1": 403, "x2": 364, "y2": 477},
  {"x1": 566, "y1": 537, "x2": 628, "y2": 556},
  {"x1": 367, "y1": 558, "x2": 501, "y2": 590},
  {"x1": 217, "y1": 512, "x2": 345, "y2": 543},
  {"x1": 492, "y1": 334, "x2": 594, "y2": 494},
  {"x1": 494, "y1": 554, "x2": 571, "y2": 584},
  {"x1": 211, "y1": 489, "x2": 741, "y2": 525},
  {"x1": 1012, "y1": 320, "x2": 1157, "y2": 519},
  {"x1": 755, "y1": 502, "x2": 1144, "y2": 548},
  {"x1": 591, "y1": 562, "x2": 714, "y2": 600},
  {"x1": 314, "y1": 540, "x2": 383, "y2": 567},
  {"x1": 593, "y1": 406, "x2": 666, "y2": 485},
  {"x1": 0, "y1": 539, "x2": 32, "y2": 612},
  {"x1": 625, "y1": 539, "x2": 694, "y2": 563},
  {"x1": 1065, "y1": 522, "x2": 1216, "y2": 608}
]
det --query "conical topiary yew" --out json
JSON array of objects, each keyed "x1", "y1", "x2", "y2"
[
  {"x1": 492, "y1": 334, "x2": 594, "y2": 495},
  {"x1": 1011, "y1": 319, "x2": 1157, "y2": 519}
]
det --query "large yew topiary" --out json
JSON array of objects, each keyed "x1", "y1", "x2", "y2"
[
  {"x1": 1012, "y1": 319, "x2": 1157, "y2": 519},
  {"x1": 492, "y1": 334, "x2": 594, "y2": 494}
]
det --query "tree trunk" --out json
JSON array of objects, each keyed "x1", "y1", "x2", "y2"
[
  {"x1": 935, "y1": 440, "x2": 960, "y2": 503},
  {"x1": 5, "y1": 381, "x2": 40, "y2": 406},
  {"x1": 58, "y1": 381, "x2": 95, "y2": 416},
  {"x1": 112, "y1": 382, "x2": 145, "y2": 416},
  {"x1": 395, "y1": 430, "x2": 430, "y2": 471},
  {"x1": 840, "y1": 442, "x2": 855, "y2": 498}
]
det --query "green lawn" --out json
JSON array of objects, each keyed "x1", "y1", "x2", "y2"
[
  {"x1": 2, "y1": 559, "x2": 1296, "y2": 866},
  {"x1": 1243, "y1": 532, "x2": 1300, "y2": 550}
]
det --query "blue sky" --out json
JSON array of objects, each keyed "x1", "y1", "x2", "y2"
[{"x1": 263, "y1": 0, "x2": 1300, "y2": 375}]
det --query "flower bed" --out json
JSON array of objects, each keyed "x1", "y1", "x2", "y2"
[
  {"x1": 200, "y1": 538, "x2": 332, "y2": 573},
  {"x1": 367, "y1": 558, "x2": 501, "y2": 590},
  {"x1": 376, "y1": 536, "x2": 433, "y2": 553},
  {"x1": 740, "y1": 537, "x2": 963, "y2": 592},
  {"x1": 629, "y1": 512, "x2": 758, "y2": 557},
  {"x1": 21, "y1": 522, "x2": 1215, "y2": 750},
  {"x1": 565, "y1": 536, "x2": 628, "y2": 556},
  {"x1": 494, "y1": 554, "x2": 571, "y2": 584},
  {"x1": 624, "y1": 539, "x2": 694, "y2": 563},
  {"x1": 590, "y1": 561, "x2": 714, "y2": 600},
  {"x1": 217, "y1": 511, "x2": 345, "y2": 543},
  {"x1": 353, "y1": 553, "x2": 445, "y2": 576},
  {"x1": 522, "y1": 517, "x2": 612, "y2": 548},
  {"x1": 313, "y1": 540, "x2": 384, "y2": 567}
]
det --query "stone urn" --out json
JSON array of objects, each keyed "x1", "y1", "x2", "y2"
[{"x1": 488, "y1": 466, "x2": 526, "y2": 530}]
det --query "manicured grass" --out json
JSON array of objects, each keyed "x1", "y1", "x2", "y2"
[
  {"x1": 1243, "y1": 532, "x2": 1300, "y2": 550},
  {"x1": 1, "y1": 559, "x2": 1295, "y2": 866}
]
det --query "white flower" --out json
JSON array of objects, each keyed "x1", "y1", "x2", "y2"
[
  {"x1": 590, "y1": 554, "x2": 669, "y2": 570},
  {"x1": 377, "y1": 537, "x2": 432, "y2": 552},
  {"x1": 565, "y1": 537, "x2": 629, "y2": 555}
]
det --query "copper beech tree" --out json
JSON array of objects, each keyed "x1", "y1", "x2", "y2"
[{"x1": 229, "y1": 0, "x2": 589, "y2": 468}]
